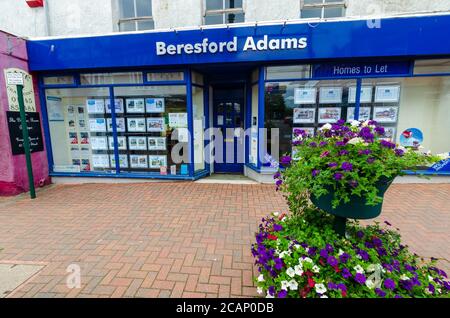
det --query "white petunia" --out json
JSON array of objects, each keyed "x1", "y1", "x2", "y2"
[
  {"x1": 315, "y1": 284, "x2": 327, "y2": 294},
  {"x1": 348, "y1": 137, "x2": 365, "y2": 145},
  {"x1": 279, "y1": 251, "x2": 289, "y2": 259},
  {"x1": 365, "y1": 278, "x2": 376, "y2": 289},
  {"x1": 350, "y1": 120, "x2": 360, "y2": 127},
  {"x1": 273, "y1": 212, "x2": 279, "y2": 217},
  {"x1": 312, "y1": 265, "x2": 320, "y2": 273},
  {"x1": 320, "y1": 295, "x2": 328, "y2": 298},
  {"x1": 354, "y1": 265, "x2": 365, "y2": 274},
  {"x1": 429, "y1": 275, "x2": 434, "y2": 282},
  {"x1": 294, "y1": 244, "x2": 301, "y2": 250},
  {"x1": 281, "y1": 280, "x2": 289, "y2": 291},
  {"x1": 288, "y1": 280, "x2": 298, "y2": 291},
  {"x1": 266, "y1": 292, "x2": 274, "y2": 298},
  {"x1": 362, "y1": 120, "x2": 370, "y2": 127},
  {"x1": 320, "y1": 123, "x2": 332, "y2": 130},
  {"x1": 294, "y1": 265, "x2": 304, "y2": 276},
  {"x1": 338, "y1": 249, "x2": 344, "y2": 256},
  {"x1": 400, "y1": 274, "x2": 409, "y2": 281},
  {"x1": 256, "y1": 287, "x2": 263, "y2": 294},
  {"x1": 303, "y1": 257, "x2": 313, "y2": 264},
  {"x1": 286, "y1": 267, "x2": 296, "y2": 278},
  {"x1": 257, "y1": 274, "x2": 265, "y2": 282}
]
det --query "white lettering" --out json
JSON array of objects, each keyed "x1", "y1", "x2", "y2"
[
  {"x1": 156, "y1": 42, "x2": 166, "y2": 55},
  {"x1": 243, "y1": 37, "x2": 257, "y2": 51}
]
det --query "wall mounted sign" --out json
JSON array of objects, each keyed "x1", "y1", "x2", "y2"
[
  {"x1": 4, "y1": 68, "x2": 37, "y2": 112},
  {"x1": 7, "y1": 111, "x2": 44, "y2": 155},
  {"x1": 313, "y1": 62, "x2": 411, "y2": 78},
  {"x1": 400, "y1": 128, "x2": 423, "y2": 148}
]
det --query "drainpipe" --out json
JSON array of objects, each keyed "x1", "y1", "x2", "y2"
[{"x1": 44, "y1": 0, "x2": 50, "y2": 36}]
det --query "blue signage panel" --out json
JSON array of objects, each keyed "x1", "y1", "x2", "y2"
[
  {"x1": 313, "y1": 61, "x2": 412, "y2": 78},
  {"x1": 26, "y1": 14, "x2": 450, "y2": 71}
]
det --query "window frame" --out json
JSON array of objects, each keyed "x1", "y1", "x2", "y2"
[
  {"x1": 300, "y1": 0, "x2": 346, "y2": 19},
  {"x1": 118, "y1": 0, "x2": 154, "y2": 32},
  {"x1": 204, "y1": 0, "x2": 245, "y2": 25}
]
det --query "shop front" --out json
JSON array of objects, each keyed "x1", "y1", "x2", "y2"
[{"x1": 26, "y1": 14, "x2": 450, "y2": 182}]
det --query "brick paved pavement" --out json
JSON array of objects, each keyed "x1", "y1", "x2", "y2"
[{"x1": 0, "y1": 182, "x2": 448, "y2": 298}]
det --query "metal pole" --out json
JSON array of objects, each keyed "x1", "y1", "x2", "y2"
[{"x1": 17, "y1": 84, "x2": 36, "y2": 199}]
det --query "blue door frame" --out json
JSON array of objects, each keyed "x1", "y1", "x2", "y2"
[{"x1": 212, "y1": 87, "x2": 245, "y2": 173}]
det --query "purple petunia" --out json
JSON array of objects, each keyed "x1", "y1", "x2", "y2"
[
  {"x1": 375, "y1": 288, "x2": 386, "y2": 297},
  {"x1": 341, "y1": 162, "x2": 353, "y2": 171},
  {"x1": 395, "y1": 148, "x2": 405, "y2": 157},
  {"x1": 400, "y1": 279, "x2": 413, "y2": 291},
  {"x1": 359, "y1": 127, "x2": 374, "y2": 142},
  {"x1": 339, "y1": 150, "x2": 349, "y2": 156},
  {"x1": 273, "y1": 224, "x2": 283, "y2": 232},
  {"x1": 268, "y1": 286, "x2": 275, "y2": 296},
  {"x1": 356, "y1": 231, "x2": 364, "y2": 239},
  {"x1": 339, "y1": 253, "x2": 350, "y2": 264},
  {"x1": 384, "y1": 279, "x2": 396, "y2": 290},
  {"x1": 320, "y1": 249, "x2": 328, "y2": 258},
  {"x1": 328, "y1": 162, "x2": 338, "y2": 168},
  {"x1": 308, "y1": 247, "x2": 318, "y2": 257},
  {"x1": 357, "y1": 249, "x2": 369, "y2": 261},
  {"x1": 278, "y1": 290, "x2": 287, "y2": 298},
  {"x1": 327, "y1": 256, "x2": 338, "y2": 267},
  {"x1": 280, "y1": 155, "x2": 292, "y2": 165},
  {"x1": 325, "y1": 244, "x2": 334, "y2": 253},
  {"x1": 366, "y1": 157, "x2": 376, "y2": 164},
  {"x1": 319, "y1": 141, "x2": 328, "y2": 147},
  {"x1": 334, "y1": 173, "x2": 344, "y2": 181},
  {"x1": 380, "y1": 139, "x2": 396, "y2": 149},
  {"x1": 335, "y1": 141, "x2": 346, "y2": 147},
  {"x1": 328, "y1": 282, "x2": 337, "y2": 290},
  {"x1": 355, "y1": 273, "x2": 366, "y2": 285},
  {"x1": 372, "y1": 238, "x2": 383, "y2": 248},
  {"x1": 274, "y1": 258, "x2": 283, "y2": 270},
  {"x1": 293, "y1": 128, "x2": 306, "y2": 137},
  {"x1": 348, "y1": 180, "x2": 359, "y2": 188},
  {"x1": 309, "y1": 142, "x2": 317, "y2": 148},
  {"x1": 358, "y1": 149, "x2": 372, "y2": 155},
  {"x1": 342, "y1": 268, "x2": 352, "y2": 279},
  {"x1": 374, "y1": 126, "x2": 385, "y2": 135},
  {"x1": 312, "y1": 169, "x2": 320, "y2": 177}
]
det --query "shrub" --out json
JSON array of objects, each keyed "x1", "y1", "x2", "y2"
[{"x1": 252, "y1": 208, "x2": 449, "y2": 298}]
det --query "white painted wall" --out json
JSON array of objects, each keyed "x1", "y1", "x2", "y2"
[{"x1": 0, "y1": 0, "x2": 449, "y2": 37}]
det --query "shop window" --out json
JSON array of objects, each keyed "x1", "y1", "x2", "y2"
[
  {"x1": 80, "y1": 72, "x2": 143, "y2": 85},
  {"x1": 43, "y1": 75, "x2": 75, "y2": 85},
  {"x1": 146, "y1": 72, "x2": 184, "y2": 82},
  {"x1": 264, "y1": 79, "x2": 356, "y2": 160},
  {"x1": 112, "y1": 86, "x2": 189, "y2": 175},
  {"x1": 118, "y1": 0, "x2": 154, "y2": 32},
  {"x1": 300, "y1": 0, "x2": 346, "y2": 19},
  {"x1": 265, "y1": 65, "x2": 311, "y2": 80},
  {"x1": 413, "y1": 59, "x2": 450, "y2": 75},
  {"x1": 45, "y1": 88, "x2": 115, "y2": 174},
  {"x1": 204, "y1": 0, "x2": 244, "y2": 25},
  {"x1": 193, "y1": 85, "x2": 205, "y2": 171},
  {"x1": 362, "y1": 77, "x2": 450, "y2": 154}
]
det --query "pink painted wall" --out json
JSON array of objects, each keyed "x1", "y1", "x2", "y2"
[{"x1": 0, "y1": 31, "x2": 49, "y2": 196}]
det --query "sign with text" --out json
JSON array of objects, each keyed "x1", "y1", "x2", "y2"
[
  {"x1": 4, "y1": 68, "x2": 37, "y2": 112},
  {"x1": 7, "y1": 111, "x2": 44, "y2": 155},
  {"x1": 313, "y1": 61, "x2": 412, "y2": 78}
]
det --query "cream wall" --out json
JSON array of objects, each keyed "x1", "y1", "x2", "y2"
[
  {"x1": 245, "y1": 0, "x2": 300, "y2": 22},
  {"x1": 397, "y1": 77, "x2": 450, "y2": 154},
  {"x1": 347, "y1": 0, "x2": 450, "y2": 17}
]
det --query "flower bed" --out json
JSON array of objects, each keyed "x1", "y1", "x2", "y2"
[{"x1": 252, "y1": 208, "x2": 450, "y2": 298}]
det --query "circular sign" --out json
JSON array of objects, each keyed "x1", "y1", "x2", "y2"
[{"x1": 400, "y1": 128, "x2": 423, "y2": 147}]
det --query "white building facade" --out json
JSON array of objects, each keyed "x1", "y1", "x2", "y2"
[{"x1": 1, "y1": 0, "x2": 449, "y2": 37}]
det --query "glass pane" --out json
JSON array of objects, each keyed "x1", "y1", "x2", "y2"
[
  {"x1": 137, "y1": 19, "x2": 154, "y2": 30},
  {"x1": 80, "y1": 72, "x2": 143, "y2": 85},
  {"x1": 113, "y1": 85, "x2": 189, "y2": 175},
  {"x1": 119, "y1": 0, "x2": 135, "y2": 19},
  {"x1": 205, "y1": 14, "x2": 223, "y2": 25},
  {"x1": 119, "y1": 20, "x2": 136, "y2": 32},
  {"x1": 250, "y1": 84, "x2": 259, "y2": 165},
  {"x1": 191, "y1": 71, "x2": 204, "y2": 85},
  {"x1": 414, "y1": 59, "x2": 450, "y2": 75},
  {"x1": 226, "y1": 12, "x2": 244, "y2": 23},
  {"x1": 147, "y1": 72, "x2": 184, "y2": 82},
  {"x1": 301, "y1": 8, "x2": 322, "y2": 18},
  {"x1": 266, "y1": 65, "x2": 311, "y2": 80},
  {"x1": 45, "y1": 87, "x2": 115, "y2": 174},
  {"x1": 304, "y1": 0, "x2": 323, "y2": 4},
  {"x1": 193, "y1": 86, "x2": 205, "y2": 171},
  {"x1": 225, "y1": 0, "x2": 242, "y2": 9},
  {"x1": 264, "y1": 79, "x2": 356, "y2": 160},
  {"x1": 206, "y1": 0, "x2": 223, "y2": 10},
  {"x1": 136, "y1": 0, "x2": 152, "y2": 17},
  {"x1": 324, "y1": 6, "x2": 344, "y2": 18},
  {"x1": 43, "y1": 76, "x2": 74, "y2": 85}
]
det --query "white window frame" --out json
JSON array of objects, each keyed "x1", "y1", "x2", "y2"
[
  {"x1": 300, "y1": 0, "x2": 346, "y2": 19},
  {"x1": 118, "y1": 0, "x2": 154, "y2": 32},
  {"x1": 204, "y1": 0, "x2": 245, "y2": 25}
]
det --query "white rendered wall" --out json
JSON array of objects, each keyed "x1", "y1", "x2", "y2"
[
  {"x1": 153, "y1": 0, "x2": 203, "y2": 29},
  {"x1": 244, "y1": 0, "x2": 300, "y2": 22}
]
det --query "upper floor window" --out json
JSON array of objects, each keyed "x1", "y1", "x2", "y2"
[
  {"x1": 204, "y1": 0, "x2": 244, "y2": 25},
  {"x1": 300, "y1": 0, "x2": 345, "y2": 19},
  {"x1": 118, "y1": 0, "x2": 154, "y2": 32}
]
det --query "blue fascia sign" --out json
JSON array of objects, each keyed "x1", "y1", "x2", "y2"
[
  {"x1": 313, "y1": 61, "x2": 412, "y2": 78},
  {"x1": 26, "y1": 14, "x2": 450, "y2": 71}
]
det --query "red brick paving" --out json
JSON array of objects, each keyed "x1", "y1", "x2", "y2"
[{"x1": 0, "y1": 182, "x2": 448, "y2": 298}]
